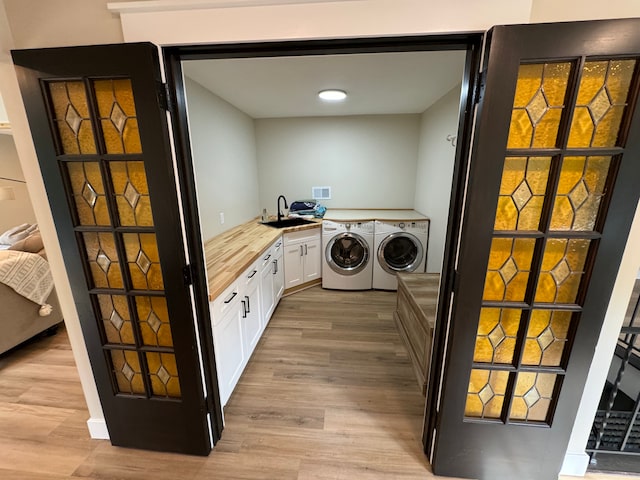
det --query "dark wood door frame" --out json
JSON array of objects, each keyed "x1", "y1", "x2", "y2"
[{"x1": 162, "y1": 32, "x2": 484, "y2": 453}]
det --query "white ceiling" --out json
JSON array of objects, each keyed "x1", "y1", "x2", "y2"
[{"x1": 182, "y1": 50, "x2": 466, "y2": 118}]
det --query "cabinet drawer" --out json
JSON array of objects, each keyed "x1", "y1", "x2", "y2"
[
  {"x1": 283, "y1": 228, "x2": 320, "y2": 245},
  {"x1": 242, "y1": 259, "x2": 260, "y2": 288},
  {"x1": 212, "y1": 281, "x2": 240, "y2": 326}
]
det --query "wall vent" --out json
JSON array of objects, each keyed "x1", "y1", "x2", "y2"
[{"x1": 312, "y1": 186, "x2": 331, "y2": 200}]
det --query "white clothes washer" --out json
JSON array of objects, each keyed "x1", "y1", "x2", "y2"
[
  {"x1": 373, "y1": 220, "x2": 429, "y2": 290},
  {"x1": 322, "y1": 220, "x2": 374, "y2": 290}
]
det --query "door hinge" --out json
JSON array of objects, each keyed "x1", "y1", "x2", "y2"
[
  {"x1": 451, "y1": 269, "x2": 460, "y2": 294},
  {"x1": 182, "y1": 264, "x2": 194, "y2": 286},
  {"x1": 473, "y1": 70, "x2": 486, "y2": 105},
  {"x1": 157, "y1": 81, "x2": 172, "y2": 111}
]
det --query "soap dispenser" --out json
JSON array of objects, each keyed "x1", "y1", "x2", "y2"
[{"x1": 261, "y1": 208, "x2": 268, "y2": 223}]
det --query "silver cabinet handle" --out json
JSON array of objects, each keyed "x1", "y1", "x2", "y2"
[
  {"x1": 245, "y1": 295, "x2": 250, "y2": 313},
  {"x1": 264, "y1": 254, "x2": 271, "y2": 261},
  {"x1": 248, "y1": 270, "x2": 257, "y2": 279},
  {"x1": 300, "y1": 245, "x2": 303, "y2": 256},
  {"x1": 304, "y1": 244, "x2": 308, "y2": 255},
  {"x1": 241, "y1": 300, "x2": 247, "y2": 318},
  {"x1": 273, "y1": 259, "x2": 278, "y2": 274}
]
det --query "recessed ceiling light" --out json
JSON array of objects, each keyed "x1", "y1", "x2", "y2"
[{"x1": 318, "y1": 89, "x2": 347, "y2": 101}]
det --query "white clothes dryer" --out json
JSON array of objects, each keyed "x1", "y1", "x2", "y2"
[
  {"x1": 322, "y1": 220, "x2": 374, "y2": 290},
  {"x1": 373, "y1": 220, "x2": 429, "y2": 290}
]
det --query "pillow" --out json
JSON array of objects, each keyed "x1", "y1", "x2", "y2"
[
  {"x1": 0, "y1": 223, "x2": 32, "y2": 245},
  {"x1": 8, "y1": 231, "x2": 44, "y2": 254}
]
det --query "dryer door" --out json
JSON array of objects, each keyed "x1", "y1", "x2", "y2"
[
  {"x1": 326, "y1": 232, "x2": 369, "y2": 275},
  {"x1": 378, "y1": 232, "x2": 423, "y2": 274}
]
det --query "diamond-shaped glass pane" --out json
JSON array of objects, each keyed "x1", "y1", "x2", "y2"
[
  {"x1": 109, "y1": 310, "x2": 124, "y2": 331},
  {"x1": 110, "y1": 102, "x2": 127, "y2": 133},
  {"x1": 523, "y1": 387, "x2": 541, "y2": 407},
  {"x1": 96, "y1": 250, "x2": 112, "y2": 273},
  {"x1": 488, "y1": 324, "x2": 506, "y2": 348},
  {"x1": 136, "y1": 250, "x2": 151, "y2": 274},
  {"x1": 589, "y1": 88, "x2": 612, "y2": 123},
  {"x1": 65, "y1": 104, "x2": 82, "y2": 134},
  {"x1": 478, "y1": 384, "x2": 495, "y2": 405},
  {"x1": 512, "y1": 180, "x2": 533, "y2": 210},
  {"x1": 569, "y1": 180, "x2": 589, "y2": 210},
  {"x1": 538, "y1": 327, "x2": 555, "y2": 351},
  {"x1": 526, "y1": 91, "x2": 549, "y2": 125},
  {"x1": 123, "y1": 181, "x2": 141, "y2": 209},
  {"x1": 81, "y1": 181, "x2": 98, "y2": 207},
  {"x1": 121, "y1": 362, "x2": 135, "y2": 382},
  {"x1": 147, "y1": 311, "x2": 162, "y2": 333},
  {"x1": 551, "y1": 259, "x2": 571, "y2": 285},
  {"x1": 157, "y1": 365, "x2": 171, "y2": 385},
  {"x1": 500, "y1": 258, "x2": 518, "y2": 284}
]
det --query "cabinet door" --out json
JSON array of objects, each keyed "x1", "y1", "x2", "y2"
[
  {"x1": 241, "y1": 280, "x2": 262, "y2": 361},
  {"x1": 273, "y1": 254, "x2": 285, "y2": 301},
  {"x1": 284, "y1": 243, "x2": 304, "y2": 289},
  {"x1": 303, "y1": 238, "x2": 322, "y2": 283},
  {"x1": 260, "y1": 260, "x2": 275, "y2": 325},
  {"x1": 212, "y1": 301, "x2": 244, "y2": 407}
]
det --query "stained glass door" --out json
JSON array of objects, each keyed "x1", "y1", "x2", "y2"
[
  {"x1": 12, "y1": 44, "x2": 217, "y2": 455},
  {"x1": 432, "y1": 19, "x2": 640, "y2": 480}
]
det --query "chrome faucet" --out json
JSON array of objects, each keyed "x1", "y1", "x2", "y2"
[{"x1": 277, "y1": 195, "x2": 288, "y2": 223}]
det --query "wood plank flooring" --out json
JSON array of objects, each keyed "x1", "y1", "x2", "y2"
[{"x1": 0, "y1": 286, "x2": 635, "y2": 479}]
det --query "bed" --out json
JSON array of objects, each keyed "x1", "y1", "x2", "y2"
[{"x1": 0, "y1": 225, "x2": 63, "y2": 354}]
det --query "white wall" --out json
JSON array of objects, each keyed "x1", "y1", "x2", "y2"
[
  {"x1": 0, "y1": 134, "x2": 36, "y2": 233},
  {"x1": 414, "y1": 86, "x2": 461, "y2": 273},
  {"x1": 184, "y1": 77, "x2": 260, "y2": 240},
  {"x1": 530, "y1": 0, "x2": 640, "y2": 22},
  {"x1": 255, "y1": 115, "x2": 420, "y2": 210}
]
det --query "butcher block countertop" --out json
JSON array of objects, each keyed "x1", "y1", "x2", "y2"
[
  {"x1": 323, "y1": 209, "x2": 429, "y2": 222},
  {"x1": 204, "y1": 217, "x2": 321, "y2": 300}
]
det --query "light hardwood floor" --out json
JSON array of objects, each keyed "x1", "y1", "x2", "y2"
[{"x1": 0, "y1": 286, "x2": 635, "y2": 479}]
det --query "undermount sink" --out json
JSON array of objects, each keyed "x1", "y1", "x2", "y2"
[{"x1": 262, "y1": 218, "x2": 316, "y2": 229}]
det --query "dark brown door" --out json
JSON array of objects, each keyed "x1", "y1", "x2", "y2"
[
  {"x1": 432, "y1": 19, "x2": 640, "y2": 479},
  {"x1": 12, "y1": 44, "x2": 218, "y2": 455}
]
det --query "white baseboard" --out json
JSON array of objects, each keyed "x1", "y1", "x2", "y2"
[
  {"x1": 560, "y1": 451, "x2": 590, "y2": 477},
  {"x1": 86, "y1": 417, "x2": 110, "y2": 440}
]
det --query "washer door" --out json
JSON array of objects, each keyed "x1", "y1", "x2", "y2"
[
  {"x1": 325, "y1": 232, "x2": 369, "y2": 276},
  {"x1": 378, "y1": 232, "x2": 423, "y2": 274}
]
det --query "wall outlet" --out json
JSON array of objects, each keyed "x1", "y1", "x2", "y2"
[{"x1": 219, "y1": 212, "x2": 225, "y2": 224}]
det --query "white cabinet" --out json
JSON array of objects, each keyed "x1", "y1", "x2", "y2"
[
  {"x1": 211, "y1": 283, "x2": 244, "y2": 407},
  {"x1": 260, "y1": 237, "x2": 283, "y2": 327},
  {"x1": 240, "y1": 263, "x2": 261, "y2": 360},
  {"x1": 211, "y1": 235, "x2": 285, "y2": 407},
  {"x1": 283, "y1": 229, "x2": 321, "y2": 290}
]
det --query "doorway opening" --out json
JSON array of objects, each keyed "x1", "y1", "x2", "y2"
[{"x1": 163, "y1": 34, "x2": 482, "y2": 461}]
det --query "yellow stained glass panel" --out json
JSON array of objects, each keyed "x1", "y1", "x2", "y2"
[
  {"x1": 507, "y1": 62, "x2": 571, "y2": 149},
  {"x1": 135, "y1": 296, "x2": 173, "y2": 347},
  {"x1": 522, "y1": 310, "x2": 572, "y2": 366},
  {"x1": 47, "y1": 81, "x2": 96, "y2": 155},
  {"x1": 483, "y1": 237, "x2": 536, "y2": 302},
  {"x1": 109, "y1": 161, "x2": 154, "y2": 227},
  {"x1": 82, "y1": 232, "x2": 123, "y2": 289},
  {"x1": 465, "y1": 369, "x2": 510, "y2": 419},
  {"x1": 123, "y1": 233, "x2": 164, "y2": 291},
  {"x1": 93, "y1": 78, "x2": 142, "y2": 154},
  {"x1": 568, "y1": 59, "x2": 637, "y2": 148},
  {"x1": 65, "y1": 162, "x2": 110, "y2": 226},
  {"x1": 97, "y1": 294, "x2": 134, "y2": 345},
  {"x1": 495, "y1": 157, "x2": 551, "y2": 231},
  {"x1": 110, "y1": 349, "x2": 145, "y2": 395},
  {"x1": 473, "y1": 308, "x2": 521, "y2": 364},
  {"x1": 146, "y1": 352, "x2": 181, "y2": 398},
  {"x1": 550, "y1": 156, "x2": 612, "y2": 231},
  {"x1": 509, "y1": 372, "x2": 557, "y2": 422},
  {"x1": 535, "y1": 238, "x2": 591, "y2": 304}
]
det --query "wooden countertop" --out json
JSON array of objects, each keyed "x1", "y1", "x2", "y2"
[
  {"x1": 323, "y1": 209, "x2": 429, "y2": 222},
  {"x1": 396, "y1": 273, "x2": 439, "y2": 329},
  {"x1": 204, "y1": 217, "x2": 321, "y2": 300}
]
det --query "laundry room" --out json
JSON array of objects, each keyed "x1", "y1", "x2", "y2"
[{"x1": 182, "y1": 50, "x2": 466, "y2": 276}]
